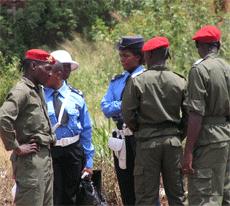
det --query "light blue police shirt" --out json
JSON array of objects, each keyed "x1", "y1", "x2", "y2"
[
  {"x1": 44, "y1": 81, "x2": 94, "y2": 168},
  {"x1": 101, "y1": 65, "x2": 144, "y2": 119}
]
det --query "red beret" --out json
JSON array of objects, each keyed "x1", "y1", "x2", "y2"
[
  {"x1": 192, "y1": 25, "x2": 221, "y2": 43},
  {"x1": 142, "y1": 36, "x2": 169, "y2": 52},
  {"x1": 25, "y1": 49, "x2": 56, "y2": 64}
]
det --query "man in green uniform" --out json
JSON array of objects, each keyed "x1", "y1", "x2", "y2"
[
  {"x1": 182, "y1": 25, "x2": 230, "y2": 205},
  {"x1": 0, "y1": 49, "x2": 56, "y2": 206},
  {"x1": 122, "y1": 36, "x2": 186, "y2": 205}
]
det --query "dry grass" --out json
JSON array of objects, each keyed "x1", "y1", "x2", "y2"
[{"x1": 0, "y1": 140, "x2": 14, "y2": 206}]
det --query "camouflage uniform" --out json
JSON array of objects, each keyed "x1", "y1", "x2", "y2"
[
  {"x1": 184, "y1": 53, "x2": 230, "y2": 205},
  {"x1": 0, "y1": 77, "x2": 55, "y2": 206},
  {"x1": 122, "y1": 65, "x2": 186, "y2": 205}
]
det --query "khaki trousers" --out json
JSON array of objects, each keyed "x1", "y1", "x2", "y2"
[
  {"x1": 188, "y1": 141, "x2": 230, "y2": 206},
  {"x1": 134, "y1": 136, "x2": 185, "y2": 206},
  {"x1": 11, "y1": 147, "x2": 53, "y2": 206}
]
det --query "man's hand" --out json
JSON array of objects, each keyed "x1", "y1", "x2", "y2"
[
  {"x1": 14, "y1": 141, "x2": 40, "y2": 156},
  {"x1": 81, "y1": 168, "x2": 93, "y2": 179},
  {"x1": 83, "y1": 168, "x2": 93, "y2": 175},
  {"x1": 182, "y1": 151, "x2": 194, "y2": 175}
]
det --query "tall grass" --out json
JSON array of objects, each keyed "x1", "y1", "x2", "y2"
[{"x1": 0, "y1": 35, "x2": 123, "y2": 205}]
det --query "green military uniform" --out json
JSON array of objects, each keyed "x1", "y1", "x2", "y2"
[
  {"x1": 184, "y1": 53, "x2": 230, "y2": 205},
  {"x1": 122, "y1": 65, "x2": 186, "y2": 205},
  {"x1": 0, "y1": 77, "x2": 55, "y2": 206}
]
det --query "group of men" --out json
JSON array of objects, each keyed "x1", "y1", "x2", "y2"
[
  {"x1": 0, "y1": 24, "x2": 229, "y2": 206},
  {"x1": 102, "y1": 25, "x2": 230, "y2": 206},
  {"x1": 0, "y1": 49, "x2": 94, "y2": 206}
]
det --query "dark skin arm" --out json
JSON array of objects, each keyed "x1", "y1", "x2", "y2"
[
  {"x1": 14, "y1": 139, "x2": 40, "y2": 156},
  {"x1": 182, "y1": 112, "x2": 203, "y2": 175}
]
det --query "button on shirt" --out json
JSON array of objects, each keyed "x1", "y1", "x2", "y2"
[
  {"x1": 44, "y1": 81, "x2": 94, "y2": 168},
  {"x1": 101, "y1": 65, "x2": 144, "y2": 119}
]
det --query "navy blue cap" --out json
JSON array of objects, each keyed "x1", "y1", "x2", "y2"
[{"x1": 117, "y1": 35, "x2": 144, "y2": 50}]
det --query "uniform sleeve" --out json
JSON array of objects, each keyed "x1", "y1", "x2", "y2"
[
  {"x1": 0, "y1": 89, "x2": 26, "y2": 150},
  {"x1": 122, "y1": 79, "x2": 139, "y2": 131},
  {"x1": 79, "y1": 101, "x2": 94, "y2": 169},
  {"x1": 184, "y1": 66, "x2": 207, "y2": 116},
  {"x1": 100, "y1": 82, "x2": 122, "y2": 118}
]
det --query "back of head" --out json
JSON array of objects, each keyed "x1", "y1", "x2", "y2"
[
  {"x1": 142, "y1": 36, "x2": 170, "y2": 66},
  {"x1": 142, "y1": 36, "x2": 170, "y2": 53},
  {"x1": 192, "y1": 25, "x2": 221, "y2": 50}
]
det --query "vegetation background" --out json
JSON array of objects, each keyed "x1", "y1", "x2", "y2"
[{"x1": 0, "y1": 0, "x2": 230, "y2": 205}]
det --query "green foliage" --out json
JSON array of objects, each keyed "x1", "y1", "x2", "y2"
[
  {"x1": 0, "y1": 0, "x2": 77, "y2": 59},
  {"x1": 91, "y1": 0, "x2": 230, "y2": 75},
  {"x1": 0, "y1": 52, "x2": 21, "y2": 105},
  {"x1": 0, "y1": 0, "x2": 149, "y2": 61}
]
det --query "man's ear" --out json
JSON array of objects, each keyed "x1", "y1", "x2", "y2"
[{"x1": 30, "y1": 61, "x2": 37, "y2": 71}]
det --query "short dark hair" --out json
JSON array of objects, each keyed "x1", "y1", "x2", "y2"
[
  {"x1": 21, "y1": 59, "x2": 32, "y2": 72},
  {"x1": 150, "y1": 47, "x2": 170, "y2": 60},
  {"x1": 195, "y1": 41, "x2": 220, "y2": 50}
]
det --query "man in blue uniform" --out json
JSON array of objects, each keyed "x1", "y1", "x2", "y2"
[
  {"x1": 101, "y1": 36, "x2": 145, "y2": 205},
  {"x1": 45, "y1": 51, "x2": 94, "y2": 206}
]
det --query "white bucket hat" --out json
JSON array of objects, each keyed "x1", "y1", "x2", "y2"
[{"x1": 51, "y1": 50, "x2": 79, "y2": 71}]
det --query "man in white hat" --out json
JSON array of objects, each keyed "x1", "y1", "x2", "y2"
[
  {"x1": 51, "y1": 50, "x2": 79, "y2": 80},
  {"x1": 44, "y1": 50, "x2": 94, "y2": 205}
]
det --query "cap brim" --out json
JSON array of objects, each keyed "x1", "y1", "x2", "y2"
[
  {"x1": 70, "y1": 60, "x2": 79, "y2": 71},
  {"x1": 59, "y1": 60, "x2": 79, "y2": 70}
]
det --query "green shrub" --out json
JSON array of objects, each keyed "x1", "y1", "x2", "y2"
[
  {"x1": 91, "y1": 0, "x2": 230, "y2": 75},
  {"x1": 0, "y1": 52, "x2": 21, "y2": 105}
]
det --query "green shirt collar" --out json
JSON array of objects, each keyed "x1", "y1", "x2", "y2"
[
  {"x1": 148, "y1": 65, "x2": 169, "y2": 71},
  {"x1": 204, "y1": 52, "x2": 218, "y2": 60}
]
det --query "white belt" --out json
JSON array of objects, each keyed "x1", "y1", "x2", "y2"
[{"x1": 55, "y1": 135, "x2": 80, "y2": 147}]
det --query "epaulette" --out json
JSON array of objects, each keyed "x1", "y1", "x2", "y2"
[
  {"x1": 131, "y1": 69, "x2": 145, "y2": 78},
  {"x1": 68, "y1": 85, "x2": 84, "y2": 97},
  {"x1": 173, "y1": 71, "x2": 186, "y2": 80},
  {"x1": 193, "y1": 58, "x2": 204, "y2": 66},
  {"x1": 111, "y1": 72, "x2": 126, "y2": 81}
]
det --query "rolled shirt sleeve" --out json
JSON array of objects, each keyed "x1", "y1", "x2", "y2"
[
  {"x1": 184, "y1": 66, "x2": 207, "y2": 116},
  {"x1": 101, "y1": 83, "x2": 122, "y2": 118},
  {"x1": 122, "y1": 79, "x2": 140, "y2": 131},
  {"x1": 0, "y1": 89, "x2": 24, "y2": 150}
]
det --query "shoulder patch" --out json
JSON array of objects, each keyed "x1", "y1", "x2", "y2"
[
  {"x1": 131, "y1": 69, "x2": 147, "y2": 78},
  {"x1": 193, "y1": 58, "x2": 204, "y2": 66},
  {"x1": 131, "y1": 69, "x2": 145, "y2": 78},
  {"x1": 68, "y1": 84, "x2": 84, "y2": 97},
  {"x1": 111, "y1": 72, "x2": 125, "y2": 81},
  {"x1": 173, "y1": 71, "x2": 186, "y2": 80}
]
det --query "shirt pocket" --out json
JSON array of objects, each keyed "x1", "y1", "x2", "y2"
[
  {"x1": 67, "y1": 108, "x2": 81, "y2": 130},
  {"x1": 47, "y1": 113, "x2": 57, "y2": 126},
  {"x1": 188, "y1": 168, "x2": 213, "y2": 195}
]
